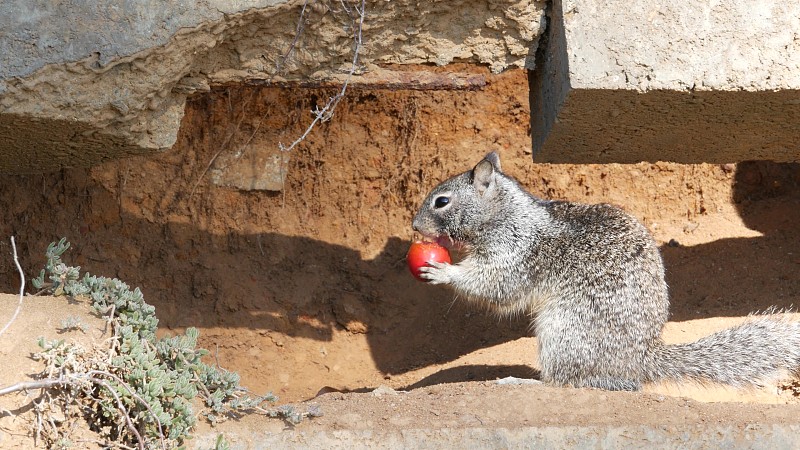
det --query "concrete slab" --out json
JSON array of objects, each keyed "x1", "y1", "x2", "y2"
[
  {"x1": 188, "y1": 381, "x2": 800, "y2": 449},
  {"x1": 531, "y1": 0, "x2": 800, "y2": 163},
  {"x1": 192, "y1": 424, "x2": 800, "y2": 450}
]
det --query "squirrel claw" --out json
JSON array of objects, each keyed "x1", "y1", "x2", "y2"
[
  {"x1": 426, "y1": 260, "x2": 450, "y2": 269},
  {"x1": 419, "y1": 261, "x2": 454, "y2": 284}
]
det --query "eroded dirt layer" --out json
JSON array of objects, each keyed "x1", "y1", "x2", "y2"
[
  {"x1": 0, "y1": 67, "x2": 799, "y2": 403},
  {"x1": 1, "y1": 0, "x2": 544, "y2": 173}
]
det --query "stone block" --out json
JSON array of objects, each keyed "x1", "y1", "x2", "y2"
[{"x1": 531, "y1": 0, "x2": 800, "y2": 163}]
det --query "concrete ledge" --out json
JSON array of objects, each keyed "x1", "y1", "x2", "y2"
[
  {"x1": 531, "y1": 0, "x2": 800, "y2": 163},
  {"x1": 533, "y1": 89, "x2": 800, "y2": 163},
  {"x1": 192, "y1": 423, "x2": 800, "y2": 449},
  {"x1": 188, "y1": 381, "x2": 800, "y2": 450}
]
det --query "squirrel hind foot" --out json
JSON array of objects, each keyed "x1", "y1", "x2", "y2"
[{"x1": 552, "y1": 377, "x2": 642, "y2": 392}]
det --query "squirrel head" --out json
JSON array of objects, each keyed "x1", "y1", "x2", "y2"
[{"x1": 412, "y1": 152, "x2": 504, "y2": 249}]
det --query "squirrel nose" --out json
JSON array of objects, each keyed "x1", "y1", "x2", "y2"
[{"x1": 412, "y1": 217, "x2": 420, "y2": 232}]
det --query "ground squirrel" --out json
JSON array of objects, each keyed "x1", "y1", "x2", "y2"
[{"x1": 412, "y1": 152, "x2": 800, "y2": 391}]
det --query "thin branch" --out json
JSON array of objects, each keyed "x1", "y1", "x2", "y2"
[
  {"x1": 0, "y1": 372, "x2": 166, "y2": 450},
  {"x1": 87, "y1": 370, "x2": 166, "y2": 450},
  {"x1": 232, "y1": 108, "x2": 272, "y2": 160},
  {"x1": 276, "y1": 0, "x2": 316, "y2": 74},
  {"x1": 192, "y1": 0, "x2": 368, "y2": 195},
  {"x1": 90, "y1": 377, "x2": 145, "y2": 450},
  {"x1": 0, "y1": 236, "x2": 26, "y2": 338},
  {"x1": 189, "y1": 93, "x2": 255, "y2": 198},
  {"x1": 278, "y1": 0, "x2": 366, "y2": 153},
  {"x1": 33, "y1": 398, "x2": 44, "y2": 445},
  {"x1": 75, "y1": 439, "x2": 138, "y2": 450},
  {"x1": 0, "y1": 378, "x2": 69, "y2": 396}
]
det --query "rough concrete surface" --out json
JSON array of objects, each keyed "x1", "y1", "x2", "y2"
[
  {"x1": 0, "y1": 0, "x2": 544, "y2": 173},
  {"x1": 191, "y1": 424, "x2": 800, "y2": 450},
  {"x1": 187, "y1": 381, "x2": 800, "y2": 449},
  {"x1": 532, "y1": 0, "x2": 800, "y2": 163}
]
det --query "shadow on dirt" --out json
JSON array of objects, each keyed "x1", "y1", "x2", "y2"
[
  {"x1": 402, "y1": 364, "x2": 540, "y2": 390},
  {"x1": 0, "y1": 162, "x2": 798, "y2": 388},
  {"x1": 663, "y1": 161, "x2": 800, "y2": 321},
  {"x1": 0, "y1": 173, "x2": 531, "y2": 378}
]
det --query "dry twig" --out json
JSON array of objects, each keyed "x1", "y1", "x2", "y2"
[
  {"x1": 0, "y1": 236, "x2": 25, "y2": 338},
  {"x1": 0, "y1": 371, "x2": 166, "y2": 450},
  {"x1": 278, "y1": 0, "x2": 366, "y2": 153},
  {"x1": 276, "y1": 0, "x2": 316, "y2": 74}
]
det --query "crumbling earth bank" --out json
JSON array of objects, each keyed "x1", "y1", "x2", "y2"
[
  {"x1": 0, "y1": 0, "x2": 545, "y2": 173},
  {"x1": 0, "y1": 68, "x2": 799, "y2": 408}
]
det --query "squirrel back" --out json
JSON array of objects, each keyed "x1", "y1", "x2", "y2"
[{"x1": 412, "y1": 152, "x2": 800, "y2": 391}]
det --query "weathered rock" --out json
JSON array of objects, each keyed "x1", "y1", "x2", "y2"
[
  {"x1": 0, "y1": 0, "x2": 544, "y2": 174},
  {"x1": 531, "y1": 0, "x2": 800, "y2": 163},
  {"x1": 191, "y1": 424, "x2": 800, "y2": 450}
]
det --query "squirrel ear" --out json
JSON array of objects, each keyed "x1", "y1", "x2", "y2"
[
  {"x1": 483, "y1": 152, "x2": 502, "y2": 172},
  {"x1": 472, "y1": 158, "x2": 496, "y2": 195}
]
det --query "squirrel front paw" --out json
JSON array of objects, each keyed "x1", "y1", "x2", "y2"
[{"x1": 418, "y1": 261, "x2": 456, "y2": 285}]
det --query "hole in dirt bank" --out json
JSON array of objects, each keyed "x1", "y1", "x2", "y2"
[{"x1": 0, "y1": 68, "x2": 798, "y2": 403}]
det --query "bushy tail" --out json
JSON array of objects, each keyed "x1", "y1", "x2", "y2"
[{"x1": 646, "y1": 313, "x2": 800, "y2": 386}]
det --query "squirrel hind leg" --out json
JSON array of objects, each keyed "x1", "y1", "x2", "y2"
[
  {"x1": 578, "y1": 377, "x2": 641, "y2": 392},
  {"x1": 585, "y1": 378, "x2": 642, "y2": 392},
  {"x1": 548, "y1": 375, "x2": 642, "y2": 392}
]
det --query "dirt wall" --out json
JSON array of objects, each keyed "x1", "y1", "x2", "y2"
[
  {"x1": 1, "y1": 0, "x2": 544, "y2": 173},
  {"x1": 1, "y1": 68, "x2": 799, "y2": 402}
]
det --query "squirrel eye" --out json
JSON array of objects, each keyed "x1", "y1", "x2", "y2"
[{"x1": 434, "y1": 196, "x2": 450, "y2": 208}]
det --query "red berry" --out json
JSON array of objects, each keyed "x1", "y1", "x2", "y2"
[{"x1": 407, "y1": 241, "x2": 451, "y2": 282}]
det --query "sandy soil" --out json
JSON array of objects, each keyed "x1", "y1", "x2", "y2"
[{"x1": 1, "y1": 67, "x2": 800, "y2": 445}]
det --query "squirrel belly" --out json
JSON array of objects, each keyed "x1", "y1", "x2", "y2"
[{"x1": 412, "y1": 152, "x2": 800, "y2": 391}]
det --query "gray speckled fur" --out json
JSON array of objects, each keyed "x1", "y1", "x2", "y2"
[{"x1": 412, "y1": 152, "x2": 800, "y2": 391}]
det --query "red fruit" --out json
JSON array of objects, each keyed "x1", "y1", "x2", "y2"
[{"x1": 407, "y1": 241, "x2": 452, "y2": 282}]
